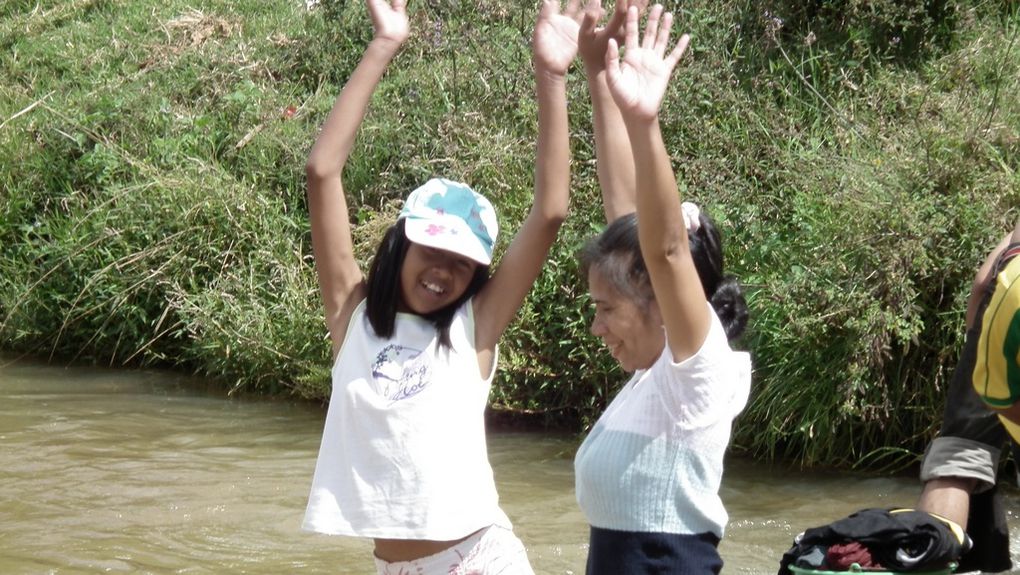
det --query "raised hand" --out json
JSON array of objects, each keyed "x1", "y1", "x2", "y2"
[
  {"x1": 533, "y1": 0, "x2": 584, "y2": 77},
  {"x1": 605, "y1": 4, "x2": 690, "y2": 121},
  {"x1": 578, "y1": 0, "x2": 647, "y2": 69},
  {"x1": 366, "y1": 0, "x2": 410, "y2": 47}
]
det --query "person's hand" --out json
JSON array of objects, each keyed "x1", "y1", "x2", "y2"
[
  {"x1": 533, "y1": 0, "x2": 584, "y2": 77},
  {"x1": 578, "y1": 0, "x2": 647, "y2": 70},
  {"x1": 367, "y1": 0, "x2": 409, "y2": 48},
  {"x1": 605, "y1": 4, "x2": 689, "y2": 121}
]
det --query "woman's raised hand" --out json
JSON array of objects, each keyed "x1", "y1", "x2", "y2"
[
  {"x1": 367, "y1": 0, "x2": 410, "y2": 47},
  {"x1": 533, "y1": 0, "x2": 584, "y2": 77},
  {"x1": 605, "y1": 4, "x2": 689, "y2": 121}
]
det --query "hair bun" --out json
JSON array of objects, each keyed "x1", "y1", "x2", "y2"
[{"x1": 710, "y1": 276, "x2": 748, "y2": 341}]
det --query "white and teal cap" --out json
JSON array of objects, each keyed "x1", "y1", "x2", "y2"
[{"x1": 399, "y1": 178, "x2": 498, "y2": 266}]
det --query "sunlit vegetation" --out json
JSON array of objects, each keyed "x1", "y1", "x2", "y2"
[{"x1": 2, "y1": 0, "x2": 1018, "y2": 468}]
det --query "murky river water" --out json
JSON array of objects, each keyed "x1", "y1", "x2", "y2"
[{"x1": 2, "y1": 355, "x2": 1019, "y2": 574}]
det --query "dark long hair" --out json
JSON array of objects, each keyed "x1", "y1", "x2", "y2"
[
  {"x1": 366, "y1": 218, "x2": 489, "y2": 349},
  {"x1": 579, "y1": 211, "x2": 748, "y2": 341}
]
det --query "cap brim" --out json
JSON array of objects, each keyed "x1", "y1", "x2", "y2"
[{"x1": 404, "y1": 217, "x2": 492, "y2": 265}]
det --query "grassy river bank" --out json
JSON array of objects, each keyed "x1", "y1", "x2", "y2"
[{"x1": 2, "y1": 0, "x2": 1019, "y2": 468}]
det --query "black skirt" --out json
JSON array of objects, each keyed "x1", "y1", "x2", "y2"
[{"x1": 586, "y1": 526, "x2": 722, "y2": 575}]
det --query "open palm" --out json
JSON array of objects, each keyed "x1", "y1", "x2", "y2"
[
  {"x1": 605, "y1": 4, "x2": 689, "y2": 121},
  {"x1": 367, "y1": 0, "x2": 409, "y2": 46},
  {"x1": 578, "y1": 0, "x2": 648, "y2": 66},
  {"x1": 533, "y1": 0, "x2": 584, "y2": 76}
]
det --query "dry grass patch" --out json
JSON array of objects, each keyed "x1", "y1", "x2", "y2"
[{"x1": 163, "y1": 9, "x2": 240, "y2": 52}]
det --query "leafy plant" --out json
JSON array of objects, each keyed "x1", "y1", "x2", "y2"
[{"x1": 2, "y1": 0, "x2": 1019, "y2": 469}]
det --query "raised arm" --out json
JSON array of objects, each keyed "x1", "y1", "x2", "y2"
[
  {"x1": 305, "y1": 0, "x2": 409, "y2": 358},
  {"x1": 578, "y1": 0, "x2": 643, "y2": 222},
  {"x1": 604, "y1": 5, "x2": 707, "y2": 361},
  {"x1": 473, "y1": 0, "x2": 580, "y2": 355}
]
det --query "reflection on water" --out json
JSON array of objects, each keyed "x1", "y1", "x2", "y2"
[{"x1": 1, "y1": 356, "x2": 1018, "y2": 574}]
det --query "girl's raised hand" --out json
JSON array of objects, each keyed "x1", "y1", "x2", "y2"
[
  {"x1": 578, "y1": 0, "x2": 647, "y2": 68},
  {"x1": 533, "y1": 0, "x2": 584, "y2": 77},
  {"x1": 367, "y1": 0, "x2": 410, "y2": 47},
  {"x1": 605, "y1": 4, "x2": 689, "y2": 121}
]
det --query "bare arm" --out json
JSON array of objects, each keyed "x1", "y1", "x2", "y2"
[
  {"x1": 306, "y1": 0, "x2": 409, "y2": 358},
  {"x1": 473, "y1": 0, "x2": 579, "y2": 359},
  {"x1": 605, "y1": 5, "x2": 706, "y2": 361},
  {"x1": 916, "y1": 477, "x2": 976, "y2": 530},
  {"x1": 579, "y1": 0, "x2": 642, "y2": 222}
]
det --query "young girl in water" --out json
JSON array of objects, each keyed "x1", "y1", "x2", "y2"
[
  {"x1": 301, "y1": 0, "x2": 582, "y2": 572},
  {"x1": 573, "y1": 2, "x2": 751, "y2": 573}
]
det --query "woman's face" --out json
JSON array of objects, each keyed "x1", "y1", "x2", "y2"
[
  {"x1": 399, "y1": 242, "x2": 478, "y2": 315},
  {"x1": 587, "y1": 267, "x2": 665, "y2": 372}
]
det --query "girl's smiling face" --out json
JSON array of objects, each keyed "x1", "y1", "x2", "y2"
[{"x1": 399, "y1": 242, "x2": 479, "y2": 314}]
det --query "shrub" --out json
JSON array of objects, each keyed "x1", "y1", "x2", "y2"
[{"x1": 2, "y1": 0, "x2": 1019, "y2": 468}]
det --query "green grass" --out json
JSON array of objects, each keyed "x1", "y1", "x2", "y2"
[{"x1": 2, "y1": 0, "x2": 1019, "y2": 468}]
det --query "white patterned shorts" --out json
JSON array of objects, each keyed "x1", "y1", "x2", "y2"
[{"x1": 373, "y1": 525, "x2": 535, "y2": 575}]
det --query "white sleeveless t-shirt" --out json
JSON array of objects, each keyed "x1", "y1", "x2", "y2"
[{"x1": 302, "y1": 299, "x2": 510, "y2": 539}]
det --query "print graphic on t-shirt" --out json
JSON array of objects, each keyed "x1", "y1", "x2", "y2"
[{"x1": 371, "y1": 344, "x2": 432, "y2": 402}]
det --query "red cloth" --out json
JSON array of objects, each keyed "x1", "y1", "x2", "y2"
[{"x1": 826, "y1": 542, "x2": 883, "y2": 570}]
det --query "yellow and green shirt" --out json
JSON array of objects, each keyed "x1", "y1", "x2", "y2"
[{"x1": 974, "y1": 249, "x2": 1020, "y2": 442}]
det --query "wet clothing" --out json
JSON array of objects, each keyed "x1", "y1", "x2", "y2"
[
  {"x1": 303, "y1": 299, "x2": 511, "y2": 540},
  {"x1": 575, "y1": 306, "x2": 751, "y2": 574},
  {"x1": 823, "y1": 542, "x2": 874, "y2": 571},
  {"x1": 777, "y1": 508, "x2": 967, "y2": 574}
]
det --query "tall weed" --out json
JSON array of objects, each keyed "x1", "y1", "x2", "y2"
[{"x1": 2, "y1": 0, "x2": 1019, "y2": 468}]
